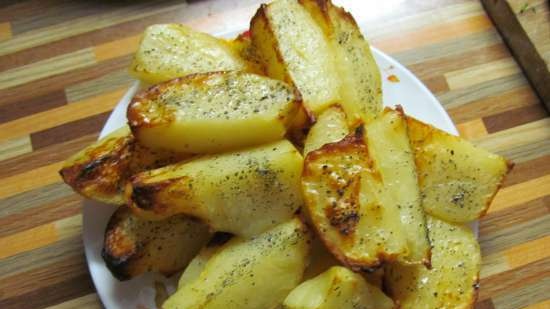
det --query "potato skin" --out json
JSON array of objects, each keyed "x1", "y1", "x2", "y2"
[
  {"x1": 59, "y1": 125, "x2": 189, "y2": 205},
  {"x1": 59, "y1": 126, "x2": 133, "y2": 205},
  {"x1": 102, "y1": 205, "x2": 211, "y2": 281},
  {"x1": 303, "y1": 109, "x2": 432, "y2": 268}
]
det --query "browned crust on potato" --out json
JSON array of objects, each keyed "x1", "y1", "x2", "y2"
[
  {"x1": 59, "y1": 130, "x2": 190, "y2": 205},
  {"x1": 303, "y1": 127, "x2": 402, "y2": 270},
  {"x1": 126, "y1": 175, "x2": 186, "y2": 215},
  {"x1": 59, "y1": 134, "x2": 133, "y2": 204},
  {"x1": 102, "y1": 205, "x2": 210, "y2": 281},
  {"x1": 303, "y1": 125, "x2": 365, "y2": 168},
  {"x1": 323, "y1": 175, "x2": 360, "y2": 236},
  {"x1": 102, "y1": 206, "x2": 140, "y2": 281},
  {"x1": 327, "y1": 1, "x2": 362, "y2": 29},
  {"x1": 250, "y1": 5, "x2": 288, "y2": 79},
  {"x1": 301, "y1": 0, "x2": 357, "y2": 26}
]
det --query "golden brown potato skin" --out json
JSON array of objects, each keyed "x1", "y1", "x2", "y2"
[
  {"x1": 59, "y1": 127, "x2": 134, "y2": 205},
  {"x1": 59, "y1": 126, "x2": 189, "y2": 205},
  {"x1": 302, "y1": 129, "x2": 409, "y2": 270},
  {"x1": 102, "y1": 205, "x2": 211, "y2": 281}
]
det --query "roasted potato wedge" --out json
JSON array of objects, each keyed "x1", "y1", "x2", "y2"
[
  {"x1": 59, "y1": 125, "x2": 188, "y2": 205},
  {"x1": 130, "y1": 24, "x2": 247, "y2": 84},
  {"x1": 300, "y1": 0, "x2": 382, "y2": 125},
  {"x1": 302, "y1": 131, "x2": 409, "y2": 269},
  {"x1": 303, "y1": 105, "x2": 349, "y2": 155},
  {"x1": 250, "y1": 0, "x2": 382, "y2": 124},
  {"x1": 385, "y1": 215, "x2": 481, "y2": 309},
  {"x1": 128, "y1": 140, "x2": 304, "y2": 237},
  {"x1": 364, "y1": 109, "x2": 430, "y2": 265},
  {"x1": 302, "y1": 109, "x2": 430, "y2": 268},
  {"x1": 283, "y1": 266, "x2": 395, "y2": 309},
  {"x1": 60, "y1": 126, "x2": 132, "y2": 204},
  {"x1": 250, "y1": 0, "x2": 341, "y2": 116},
  {"x1": 163, "y1": 218, "x2": 310, "y2": 309},
  {"x1": 407, "y1": 116, "x2": 512, "y2": 222},
  {"x1": 128, "y1": 71, "x2": 301, "y2": 153},
  {"x1": 102, "y1": 205, "x2": 211, "y2": 281}
]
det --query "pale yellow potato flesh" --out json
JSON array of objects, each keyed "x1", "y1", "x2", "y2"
[
  {"x1": 59, "y1": 125, "x2": 188, "y2": 205},
  {"x1": 130, "y1": 24, "x2": 247, "y2": 84},
  {"x1": 364, "y1": 109, "x2": 430, "y2": 265},
  {"x1": 127, "y1": 71, "x2": 300, "y2": 154},
  {"x1": 407, "y1": 116, "x2": 512, "y2": 223},
  {"x1": 303, "y1": 105, "x2": 349, "y2": 155},
  {"x1": 385, "y1": 215, "x2": 481, "y2": 309},
  {"x1": 102, "y1": 206, "x2": 211, "y2": 281},
  {"x1": 128, "y1": 140, "x2": 304, "y2": 237},
  {"x1": 163, "y1": 218, "x2": 310, "y2": 309},
  {"x1": 300, "y1": 0, "x2": 382, "y2": 125},
  {"x1": 177, "y1": 243, "x2": 220, "y2": 289},
  {"x1": 250, "y1": 0, "x2": 341, "y2": 116},
  {"x1": 283, "y1": 266, "x2": 394, "y2": 309},
  {"x1": 302, "y1": 132, "x2": 409, "y2": 269}
]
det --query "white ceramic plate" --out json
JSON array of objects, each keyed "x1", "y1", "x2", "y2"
[{"x1": 83, "y1": 28, "x2": 467, "y2": 309}]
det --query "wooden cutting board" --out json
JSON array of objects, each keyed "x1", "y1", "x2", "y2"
[{"x1": 482, "y1": 0, "x2": 550, "y2": 110}]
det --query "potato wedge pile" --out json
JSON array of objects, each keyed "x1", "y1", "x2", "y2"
[{"x1": 59, "y1": 0, "x2": 512, "y2": 308}]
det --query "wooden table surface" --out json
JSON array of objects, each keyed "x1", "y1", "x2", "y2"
[{"x1": 0, "y1": 0, "x2": 548, "y2": 308}]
